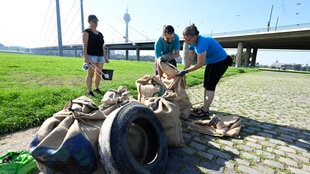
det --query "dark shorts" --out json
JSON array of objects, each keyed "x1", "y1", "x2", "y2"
[{"x1": 204, "y1": 56, "x2": 230, "y2": 91}]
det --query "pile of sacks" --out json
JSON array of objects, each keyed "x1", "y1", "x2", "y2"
[{"x1": 28, "y1": 59, "x2": 241, "y2": 173}]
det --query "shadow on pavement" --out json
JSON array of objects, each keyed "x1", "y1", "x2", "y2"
[{"x1": 166, "y1": 111, "x2": 310, "y2": 173}]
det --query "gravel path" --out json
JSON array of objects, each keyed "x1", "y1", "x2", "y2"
[{"x1": 1, "y1": 71, "x2": 309, "y2": 174}]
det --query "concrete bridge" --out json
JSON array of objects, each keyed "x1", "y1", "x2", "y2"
[{"x1": 31, "y1": 28, "x2": 310, "y2": 67}]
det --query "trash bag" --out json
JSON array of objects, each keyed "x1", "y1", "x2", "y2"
[
  {"x1": 188, "y1": 115, "x2": 241, "y2": 137},
  {"x1": 0, "y1": 150, "x2": 37, "y2": 174},
  {"x1": 136, "y1": 75, "x2": 167, "y2": 104},
  {"x1": 156, "y1": 59, "x2": 192, "y2": 119},
  {"x1": 29, "y1": 96, "x2": 106, "y2": 174},
  {"x1": 144, "y1": 91, "x2": 185, "y2": 147},
  {"x1": 99, "y1": 86, "x2": 132, "y2": 116}
]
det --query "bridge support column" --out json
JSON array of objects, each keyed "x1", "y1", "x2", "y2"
[
  {"x1": 251, "y1": 48, "x2": 257, "y2": 67},
  {"x1": 245, "y1": 46, "x2": 251, "y2": 67},
  {"x1": 236, "y1": 42, "x2": 243, "y2": 67},
  {"x1": 182, "y1": 42, "x2": 189, "y2": 64},
  {"x1": 106, "y1": 48, "x2": 110, "y2": 59},
  {"x1": 136, "y1": 48, "x2": 140, "y2": 61},
  {"x1": 125, "y1": 50, "x2": 129, "y2": 60}
]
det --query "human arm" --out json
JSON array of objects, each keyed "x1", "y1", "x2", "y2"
[
  {"x1": 185, "y1": 51, "x2": 206, "y2": 73},
  {"x1": 82, "y1": 31, "x2": 90, "y2": 63}
]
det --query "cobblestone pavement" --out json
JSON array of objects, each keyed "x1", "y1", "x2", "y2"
[
  {"x1": 1, "y1": 71, "x2": 309, "y2": 174},
  {"x1": 166, "y1": 71, "x2": 310, "y2": 174}
]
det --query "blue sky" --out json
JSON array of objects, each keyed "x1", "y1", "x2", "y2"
[{"x1": 0, "y1": 0, "x2": 309, "y2": 65}]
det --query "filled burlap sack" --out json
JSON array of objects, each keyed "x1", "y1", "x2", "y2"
[
  {"x1": 99, "y1": 86, "x2": 132, "y2": 116},
  {"x1": 188, "y1": 115, "x2": 241, "y2": 137},
  {"x1": 29, "y1": 96, "x2": 106, "y2": 174},
  {"x1": 156, "y1": 59, "x2": 192, "y2": 119},
  {"x1": 136, "y1": 75, "x2": 167, "y2": 104},
  {"x1": 144, "y1": 92, "x2": 185, "y2": 147}
]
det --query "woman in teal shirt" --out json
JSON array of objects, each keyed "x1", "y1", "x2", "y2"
[{"x1": 178, "y1": 24, "x2": 232, "y2": 117}]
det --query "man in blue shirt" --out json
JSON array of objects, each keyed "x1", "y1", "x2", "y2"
[
  {"x1": 178, "y1": 24, "x2": 232, "y2": 118},
  {"x1": 154, "y1": 25, "x2": 180, "y2": 75}
]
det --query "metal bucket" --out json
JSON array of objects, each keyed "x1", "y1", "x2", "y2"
[{"x1": 102, "y1": 69, "x2": 114, "y2": 80}]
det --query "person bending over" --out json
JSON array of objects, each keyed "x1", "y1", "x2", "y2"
[{"x1": 177, "y1": 24, "x2": 232, "y2": 117}]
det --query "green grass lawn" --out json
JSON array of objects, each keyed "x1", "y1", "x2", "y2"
[{"x1": 0, "y1": 52, "x2": 259, "y2": 134}]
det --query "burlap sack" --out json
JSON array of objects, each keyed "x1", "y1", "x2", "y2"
[
  {"x1": 188, "y1": 115, "x2": 241, "y2": 137},
  {"x1": 29, "y1": 96, "x2": 106, "y2": 174},
  {"x1": 99, "y1": 86, "x2": 131, "y2": 116},
  {"x1": 136, "y1": 75, "x2": 167, "y2": 104},
  {"x1": 144, "y1": 92, "x2": 185, "y2": 147},
  {"x1": 156, "y1": 59, "x2": 192, "y2": 119}
]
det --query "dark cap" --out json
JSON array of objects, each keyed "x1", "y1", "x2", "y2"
[{"x1": 88, "y1": 15, "x2": 99, "y2": 22}]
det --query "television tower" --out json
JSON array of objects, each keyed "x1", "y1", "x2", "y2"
[{"x1": 123, "y1": 6, "x2": 131, "y2": 43}]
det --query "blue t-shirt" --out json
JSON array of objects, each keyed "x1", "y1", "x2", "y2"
[
  {"x1": 154, "y1": 33, "x2": 180, "y2": 58},
  {"x1": 188, "y1": 35, "x2": 227, "y2": 64}
]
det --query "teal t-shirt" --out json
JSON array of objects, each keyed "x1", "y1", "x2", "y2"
[
  {"x1": 154, "y1": 33, "x2": 180, "y2": 58},
  {"x1": 188, "y1": 35, "x2": 227, "y2": 64}
]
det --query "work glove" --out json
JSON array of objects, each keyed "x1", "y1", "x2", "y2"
[
  {"x1": 160, "y1": 55, "x2": 169, "y2": 62},
  {"x1": 177, "y1": 70, "x2": 188, "y2": 76}
]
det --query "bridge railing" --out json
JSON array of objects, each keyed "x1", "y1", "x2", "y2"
[{"x1": 211, "y1": 23, "x2": 310, "y2": 37}]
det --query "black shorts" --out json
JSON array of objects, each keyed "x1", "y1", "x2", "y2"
[{"x1": 204, "y1": 56, "x2": 230, "y2": 91}]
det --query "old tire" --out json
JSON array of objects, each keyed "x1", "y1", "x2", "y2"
[{"x1": 98, "y1": 101, "x2": 168, "y2": 174}]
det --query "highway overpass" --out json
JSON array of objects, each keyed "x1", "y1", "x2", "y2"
[{"x1": 31, "y1": 28, "x2": 310, "y2": 67}]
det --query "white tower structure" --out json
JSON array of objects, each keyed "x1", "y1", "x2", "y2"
[{"x1": 123, "y1": 7, "x2": 131, "y2": 43}]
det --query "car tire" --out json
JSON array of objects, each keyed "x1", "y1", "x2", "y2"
[{"x1": 98, "y1": 101, "x2": 168, "y2": 174}]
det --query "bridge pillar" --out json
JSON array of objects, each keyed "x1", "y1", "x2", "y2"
[
  {"x1": 106, "y1": 48, "x2": 110, "y2": 59},
  {"x1": 182, "y1": 42, "x2": 189, "y2": 64},
  {"x1": 125, "y1": 50, "x2": 129, "y2": 60},
  {"x1": 236, "y1": 42, "x2": 243, "y2": 67},
  {"x1": 136, "y1": 48, "x2": 140, "y2": 61},
  {"x1": 251, "y1": 48, "x2": 258, "y2": 67},
  {"x1": 245, "y1": 46, "x2": 251, "y2": 67}
]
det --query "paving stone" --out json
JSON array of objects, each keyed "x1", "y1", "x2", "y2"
[
  {"x1": 279, "y1": 157, "x2": 298, "y2": 167},
  {"x1": 197, "y1": 150, "x2": 214, "y2": 160},
  {"x1": 224, "y1": 146, "x2": 240, "y2": 156},
  {"x1": 257, "y1": 132, "x2": 273, "y2": 138},
  {"x1": 252, "y1": 164, "x2": 275, "y2": 174},
  {"x1": 287, "y1": 153, "x2": 310, "y2": 163},
  {"x1": 256, "y1": 150, "x2": 275, "y2": 159},
  {"x1": 288, "y1": 167, "x2": 310, "y2": 174},
  {"x1": 246, "y1": 142, "x2": 263, "y2": 149},
  {"x1": 277, "y1": 145, "x2": 297, "y2": 154},
  {"x1": 303, "y1": 164, "x2": 310, "y2": 172},
  {"x1": 218, "y1": 139, "x2": 234, "y2": 147},
  {"x1": 237, "y1": 165, "x2": 261, "y2": 174},
  {"x1": 263, "y1": 159, "x2": 284, "y2": 169},
  {"x1": 199, "y1": 160, "x2": 224, "y2": 173},
  {"x1": 224, "y1": 161, "x2": 235, "y2": 170},
  {"x1": 208, "y1": 149, "x2": 231, "y2": 160},
  {"x1": 288, "y1": 144, "x2": 308, "y2": 153},
  {"x1": 259, "y1": 140, "x2": 276, "y2": 148},
  {"x1": 237, "y1": 144, "x2": 254, "y2": 152},
  {"x1": 241, "y1": 152, "x2": 260, "y2": 162},
  {"x1": 181, "y1": 147, "x2": 195, "y2": 155},
  {"x1": 268, "y1": 138, "x2": 286, "y2": 146},
  {"x1": 190, "y1": 141, "x2": 206, "y2": 151},
  {"x1": 207, "y1": 141, "x2": 221, "y2": 149},
  {"x1": 235, "y1": 158, "x2": 250, "y2": 166},
  {"x1": 251, "y1": 135, "x2": 266, "y2": 141}
]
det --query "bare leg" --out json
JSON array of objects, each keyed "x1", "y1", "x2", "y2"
[
  {"x1": 203, "y1": 89, "x2": 215, "y2": 112},
  {"x1": 86, "y1": 66, "x2": 95, "y2": 92},
  {"x1": 94, "y1": 63, "x2": 103, "y2": 89}
]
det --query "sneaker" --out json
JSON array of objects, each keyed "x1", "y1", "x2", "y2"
[
  {"x1": 87, "y1": 91, "x2": 96, "y2": 97},
  {"x1": 93, "y1": 88, "x2": 104, "y2": 95}
]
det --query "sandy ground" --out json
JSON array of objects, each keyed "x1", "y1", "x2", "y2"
[{"x1": 0, "y1": 127, "x2": 39, "y2": 154}]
